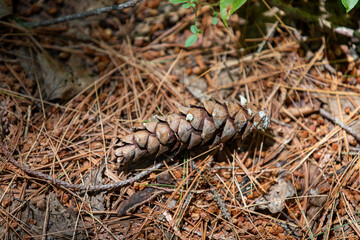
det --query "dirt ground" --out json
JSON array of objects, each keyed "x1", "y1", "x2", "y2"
[{"x1": 1, "y1": 0, "x2": 360, "y2": 239}]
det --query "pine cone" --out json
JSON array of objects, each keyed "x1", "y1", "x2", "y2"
[{"x1": 114, "y1": 96, "x2": 269, "y2": 164}]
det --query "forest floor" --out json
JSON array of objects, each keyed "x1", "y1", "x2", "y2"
[{"x1": 1, "y1": 0, "x2": 360, "y2": 239}]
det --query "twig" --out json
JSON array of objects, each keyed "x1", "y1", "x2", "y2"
[
  {"x1": 23, "y1": 105, "x2": 31, "y2": 140},
  {"x1": 257, "y1": 21, "x2": 278, "y2": 53},
  {"x1": 280, "y1": 104, "x2": 320, "y2": 118},
  {"x1": 335, "y1": 27, "x2": 360, "y2": 38},
  {"x1": 162, "y1": 211, "x2": 187, "y2": 240},
  {"x1": 270, "y1": 118, "x2": 293, "y2": 128},
  {"x1": 0, "y1": 142, "x2": 170, "y2": 193},
  {"x1": 319, "y1": 108, "x2": 360, "y2": 142},
  {"x1": 42, "y1": 196, "x2": 50, "y2": 240},
  {"x1": 27, "y1": 0, "x2": 141, "y2": 28},
  {"x1": 205, "y1": 177, "x2": 239, "y2": 240},
  {"x1": 270, "y1": 0, "x2": 328, "y2": 27},
  {"x1": 117, "y1": 188, "x2": 165, "y2": 216}
]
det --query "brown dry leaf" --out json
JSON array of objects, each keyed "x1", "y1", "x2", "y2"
[
  {"x1": 180, "y1": 67, "x2": 235, "y2": 101},
  {"x1": 83, "y1": 165, "x2": 106, "y2": 212},
  {"x1": 20, "y1": 50, "x2": 94, "y2": 101},
  {"x1": 256, "y1": 178, "x2": 295, "y2": 214},
  {"x1": 0, "y1": 191, "x2": 86, "y2": 239},
  {"x1": 41, "y1": 193, "x2": 86, "y2": 238},
  {"x1": 0, "y1": 0, "x2": 12, "y2": 18},
  {"x1": 39, "y1": 53, "x2": 93, "y2": 100},
  {"x1": 183, "y1": 74, "x2": 209, "y2": 100},
  {"x1": 215, "y1": 70, "x2": 235, "y2": 99}
]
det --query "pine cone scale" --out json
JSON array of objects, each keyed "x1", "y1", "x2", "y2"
[
  {"x1": 189, "y1": 131, "x2": 202, "y2": 148},
  {"x1": 211, "y1": 103, "x2": 228, "y2": 128},
  {"x1": 143, "y1": 122, "x2": 157, "y2": 133},
  {"x1": 147, "y1": 135, "x2": 160, "y2": 154},
  {"x1": 178, "y1": 119, "x2": 192, "y2": 142},
  {"x1": 201, "y1": 117, "x2": 216, "y2": 144},
  {"x1": 221, "y1": 119, "x2": 236, "y2": 142},
  {"x1": 134, "y1": 130, "x2": 149, "y2": 148},
  {"x1": 156, "y1": 123, "x2": 174, "y2": 145},
  {"x1": 186, "y1": 108, "x2": 205, "y2": 130},
  {"x1": 166, "y1": 114, "x2": 181, "y2": 132},
  {"x1": 226, "y1": 101, "x2": 241, "y2": 117}
]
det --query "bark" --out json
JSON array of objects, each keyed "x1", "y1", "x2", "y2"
[{"x1": 114, "y1": 97, "x2": 269, "y2": 163}]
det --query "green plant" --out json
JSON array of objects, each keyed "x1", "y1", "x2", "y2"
[
  {"x1": 169, "y1": 0, "x2": 247, "y2": 47},
  {"x1": 171, "y1": 0, "x2": 358, "y2": 47},
  {"x1": 341, "y1": 0, "x2": 358, "y2": 12},
  {"x1": 219, "y1": 0, "x2": 247, "y2": 27}
]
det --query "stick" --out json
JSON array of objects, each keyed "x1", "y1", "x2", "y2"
[
  {"x1": 27, "y1": 0, "x2": 141, "y2": 28},
  {"x1": 319, "y1": 108, "x2": 360, "y2": 142},
  {"x1": 0, "y1": 142, "x2": 169, "y2": 192}
]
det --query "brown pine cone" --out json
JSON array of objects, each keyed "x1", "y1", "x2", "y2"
[{"x1": 114, "y1": 96, "x2": 269, "y2": 164}]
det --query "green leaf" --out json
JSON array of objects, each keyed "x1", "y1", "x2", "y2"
[
  {"x1": 190, "y1": 25, "x2": 198, "y2": 34},
  {"x1": 212, "y1": 17, "x2": 218, "y2": 25},
  {"x1": 220, "y1": 0, "x2": 247, "y2": 27},
  {"x1": 342, "y1": 0, "x2": 358, "y2": 12},
  {"x1": 182, "y1": 2, "x2": 191, "y2": 8},
  {"x1": 169, "y1": 0, "x2": 188, "y2": 4},
  {"x1": 185, "y1": 34, "x2": 197, "y2": 47}
]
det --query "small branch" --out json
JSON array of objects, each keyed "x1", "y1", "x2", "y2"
[
  {"x1": 27, "y1": 0, "x2": 141, "y2": 28},
  {"x1": 335, "y1": 26, "x2": 360, "y2": 39},
  {"x1": 205, "y1": 177, "x2": 239, "y2": 239},
  {"x1": 280, "y1": 104, "x2": 320, "y2": 118},
  {"x1": 0, "y1": 142, "x2": 168, "y2": 193},
  {"x1": 117, "y1": 188, "x2": 165, "y2": 216},
  {"x1": 270, "y1": 0, "x2": 322, "y2": 24},
  {"x1": 319, "y1": 109, "x2": 360, "y2": 142}
]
